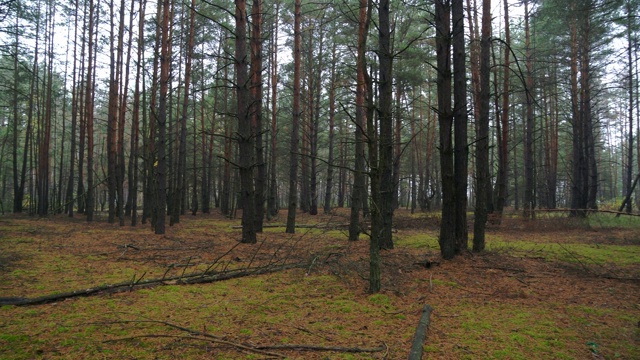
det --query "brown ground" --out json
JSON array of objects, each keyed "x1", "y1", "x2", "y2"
[{"x1": 0, "y1": 209, "x2": 638, "y2": 359}]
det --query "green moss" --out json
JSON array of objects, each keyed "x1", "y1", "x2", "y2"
[
  {"x1": 486, "y1": 240, "x2": 639, "y2": 266},
  {"x1": 368, "y1": 293, "x2": 391, "y2": 306},
  {"x1": 395, "y1": 233, "x2": 439, "y2": 249}
]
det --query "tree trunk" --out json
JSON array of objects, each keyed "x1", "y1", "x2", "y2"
[
  {"x1": 494, "y1": 0, "x2": 510, "y2": 214},
  {"x1": 324, "y1": 42, "x2": 337, "y2": 214},
  {"x1": 625, "y1": 1, "x2": 634, "y2": 213},
  {"x1": 286, "y1": 0, "x2": 302, "y2": 234},
  {"x1": 436, "y1": 0, "x2": 456, "y2": 259},
  {"x1": 85, "y1": 0, "x2": 96, "y2": 221},
  {"x1": 251, "y1": 0, "x2": 265, "y2": 231},
  {"x1": 267, "y1": 1, "x2": 280, "y2": 218},
  {"x1": 350, "y1": 0, "x2": 371, "y2": 242},
  {"x1": 473, "y1": 0, "x2": 490, "y2": 253},
  {"x1": 452, "y1": 0, "x2": 468, "y2": 252},
  {"x1": 155, "y1": 0, "x2": 172, "y2": 234},
  {"x1": 236, "y1": 0, "x2": 257, "y2": 243},
  {"x1": 378, "y1": 0, "x2": 394, "y2": 251},
  {"x1": 523, "y1": 0, "x2": 535, "y2": 219}
]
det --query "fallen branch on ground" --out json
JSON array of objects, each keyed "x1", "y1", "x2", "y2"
[
  {"x1": 230, "y1": 223, "x2": 349, "y2": 229},
  {"x1": 3, "y1": 262, "x2": 306, "y2": 306},
  {"x1": 106, "y1": 334, "x2": 286, "y2": 358},
  {"x1": 256, "y1": 343, "x2": 386, "y2": 353},
  {"x1": 104, "y1": 315, "x2": 384, "y2": 357},
  {"x1": 408, "y1": 304, "x2": 433, "y2": 360}
]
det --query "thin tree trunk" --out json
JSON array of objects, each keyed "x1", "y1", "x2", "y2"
[
  {"x1": 523, "y1": 0, "x2": 535, "y2": 218},
  {"x1": 324, "y1": 42, "x2": 337, "y2": 214},
  {"x1": 495, "y1": 0, "x2": 510, "y2": 214},
  {"x1": 267, "y1": 1, "x2": 279, "y2": 218},
  {"x1": 85, "y1": 0, "x2": 96, "y2": 221}
]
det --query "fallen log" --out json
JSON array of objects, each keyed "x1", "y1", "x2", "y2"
[
  {"x1": 2, "y1": 262, "x2": 306, "y2": 306},
  {"x1": 408, "y1": 304, "x2": 433, "y2": 360}
]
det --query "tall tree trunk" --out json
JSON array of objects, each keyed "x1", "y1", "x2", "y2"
[
  {"x1": 155, "y1": 0, "x2": 172, "y2": 234},
  {"x1": 436, "y1": 0, "x2": 456, "y2": 259},
  {"x1": 569, "y1": 0, "x2": 586, "y2": 217},
  {"x1": 625, "y1": 0, "x2": 634, "y2": 213},
  {"x1": 286, "y1": 0, "x2": 302, "y2": 234},
  {"x1": 37, "y1": 1, "x2": 56, "y2": 216},
  {"x1": 236, "y1": 0, "x2": 257, "y2": 243},
  {"x1": 65, "y1": 0, "x2": 80, "y2": 217},
  {"x1": 494, "y1": 0, "x2": 510, "y2": 214},
  {"x1": 129, "y1": 0, "x2": 146, "y2": 226},
  {"x1": 251, "y1": 0, "x2": 265, "y2": 231},
  {"x1": 267, "y1": 1, "x2": 280, "y2": 218},
  {"x1": 12, "y1": 9, "x2": 22, "y2": 213},
  {"x1": 171, "y1": 0, "x2": 196, "y2": 225},
  {"x1": 76, "y1": 4, "x2": 87, "y2": 215},
  {"x1": 107, "y1": 0, "x2": 120, "y2": 224},
  {"x1": 580, "y1": 14, "x2": 597, "y2": 210},
  {"x1": 324, "y1": 42, "x2": 337, "y2": 214},
  {"x1": 309, "y1": 24, "x2": 324, "y2": 217},
  {"x1": 350, "y1": 0, "x2": 371, "y2": 241},
  {"x1": 378, "y1": 0, "x2": 394, "y2": 251},
  {"x1": 85, "y1": 0, "x2": 96, "y2": 221},
  {"x1": 523, "y1": 0, "x2": 535, "y2": 218},
  {"x1": 473, "y1": 0, "x2": 490, "y2": 252},
  {"x1": 452, "y1": 0, "x2": 468, "y2": 252}
]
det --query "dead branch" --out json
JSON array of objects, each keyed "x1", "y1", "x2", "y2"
[
  {"x1": 4, "y1": 262, "x2": 307, "y2": 306},
  {"x1": 471, "y1": 265, "x2": 525, "y2": 273},
  {"x1": 255, "y1": 343, "x2": 386, "y2": 353},
  {"x1": 532, "y1": 208, "x2": 640, "y2": 217},
  {"x1": 106, "y1": 334, "x2": 285, "y2": 358},
  {"x1": 104, "y1": 315, "x2": 382, "y2": 357},
  {"x1": 230, "y1": 223, "x2": 349, "y2": 229},
  {"x1": 408, "y1": 304, "x2": 434, "y2": 360}
]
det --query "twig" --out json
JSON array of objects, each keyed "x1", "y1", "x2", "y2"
[
  {"x1": 306, "y1": 256, "x2": 319, "y2": 275},
  {"x1": 180, "y1": 256, "x2": 192, "y2": 279}
]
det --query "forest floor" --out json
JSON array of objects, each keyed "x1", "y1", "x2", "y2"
[{"x1": 0, "y1": 208, "x2": 638, "y2": 359}]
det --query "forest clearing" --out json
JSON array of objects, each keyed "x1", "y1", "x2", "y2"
[{"x1": 1, "y1": 209, "x2": 638, "y2": 359}]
